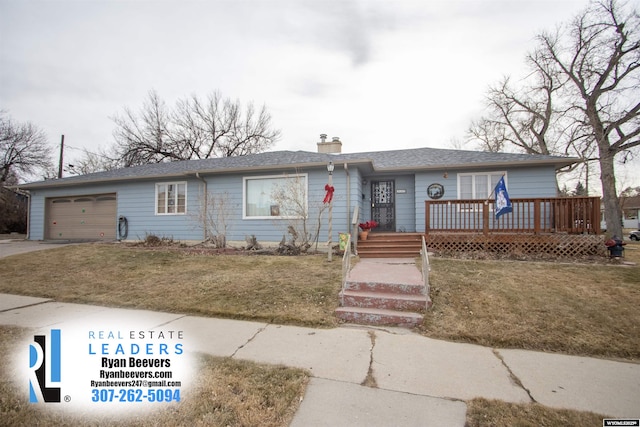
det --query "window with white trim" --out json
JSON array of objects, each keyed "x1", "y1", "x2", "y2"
[
  {"x1": 243, "y1": 174, "x2": 307, "y2": 219},
  {"x1": 458, "y1": 172, "x2": 505, "y2": 199},
  {"x1": 156, "y1": 182, "x2": 187, "y2": 215}
]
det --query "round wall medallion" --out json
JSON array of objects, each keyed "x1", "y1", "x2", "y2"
[{"x1": 427, "y1": 183, "x2": 444, "y2": 199}]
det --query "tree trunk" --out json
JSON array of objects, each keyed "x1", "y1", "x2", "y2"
[
  {"x1": 585, "y1": 95, "x2": 623, "y2": 239},
  {"x1": 598, "y1": 150, "x2": 623, "y2": 238}
]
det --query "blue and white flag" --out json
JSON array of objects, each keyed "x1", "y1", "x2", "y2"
[{"x1": 494, "y1": 176, "x2": 512, "y2": 219}]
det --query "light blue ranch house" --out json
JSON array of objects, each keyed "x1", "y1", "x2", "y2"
[{"x1": 19, "y1": 136, "x2": 586, "y2": 255}]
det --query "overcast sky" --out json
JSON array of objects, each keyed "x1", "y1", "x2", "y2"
[{"x1": 1, "y1": 0, "x2": 637, "y2": 191}]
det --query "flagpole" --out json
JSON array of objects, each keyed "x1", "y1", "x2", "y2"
[{"x1": 485, "y1": 173, "x2": 506, "y2": 205}]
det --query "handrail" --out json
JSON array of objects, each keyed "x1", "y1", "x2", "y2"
[
  {"x1": 351, "y1": 205, "x2": 359, "y2": 255},
  {"x1": 421, "y1": 235, "x2": 431, "y2": 309},
  {"x1": 341, "y1": 233, "x2": 352, "y2": 306}
]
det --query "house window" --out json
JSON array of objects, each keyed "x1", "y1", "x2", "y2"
[
  {"x1": 156, "y1": 182, "x2": 187, "y2": 215},
  {"x1": 458, "y1": 172, "x2": 505, "y2": 199},
  {"x1": 243, "y1": 174, "x2": 307, "y2": 219}
]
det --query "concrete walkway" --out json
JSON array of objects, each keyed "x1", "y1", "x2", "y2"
[
  {"x1": 0, "y1": 238, "x2": 74, "y2": 258},
  {"x1": 1, "y1": 293, "x2": 639, "y2": 425}
]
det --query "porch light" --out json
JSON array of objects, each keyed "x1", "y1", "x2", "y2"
[{"x1": 327, "y1": 161, "x2": 334, "y2": 174}]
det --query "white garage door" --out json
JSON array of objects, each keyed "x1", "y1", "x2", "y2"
[{"x1": 46, "y1": 194, "x2": 117, "y2": 240}]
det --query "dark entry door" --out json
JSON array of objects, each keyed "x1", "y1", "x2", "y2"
[{"x1": 371, "y1": 180, "x2": 395, "y2": 232}]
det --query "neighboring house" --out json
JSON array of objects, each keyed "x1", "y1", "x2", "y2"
[
  {"x1": 602, "y1": 196, "x2": 640, "y2": 230},
  {"x1": 18, "y1": 138, "x2": 576, "y2": 243}
]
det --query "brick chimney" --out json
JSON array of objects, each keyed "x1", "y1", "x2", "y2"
[{"x1": 317, "y1": 134, "x2": 342, "y2": 154}]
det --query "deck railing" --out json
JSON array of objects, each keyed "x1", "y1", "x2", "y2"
[{"x1": 425, "y1": 197, "x2": 601, "y2": 235}]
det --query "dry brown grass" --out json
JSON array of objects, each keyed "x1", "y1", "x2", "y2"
[
  {"x1": 0, "y1": 243, "x2": 341, "y2": 327},
  {"x1": 1, "y1": 242, "x2": 639, "y2": 360},
  {"x1": 421, "y1": 243, "x2": 640, "y2": 360},
  {"x1": 2, "y1": 243, "x2": 638, "y2": 425},
  {"x1": 465, "y1": 398, "x2": 607, "y2": 427},
  {"x1": 0, "y1": 326, "x2": 308, "y2": 427}
]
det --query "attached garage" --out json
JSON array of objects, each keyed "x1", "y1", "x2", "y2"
[{"x1": 45, "y1": 194, "x2": 117, "y2": 240}]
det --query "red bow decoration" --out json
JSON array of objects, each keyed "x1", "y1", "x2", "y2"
[{"x1": 323, "y1": 184, "x2": 334, "y2": 204}]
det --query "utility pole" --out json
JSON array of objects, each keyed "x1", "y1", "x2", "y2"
[{"x1": 58, "y1": 135, "x2": 65, "y2": 179}]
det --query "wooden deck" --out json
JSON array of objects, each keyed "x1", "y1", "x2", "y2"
[
  {"x1": 357, "y1": 197, "x2": 605, "y2": 258},
  {"x1": 422, "y1": 197, "x2": 605, "y2": 257},
  {"x1": 425, "y1": 196, "x2": 601, "y2": 235}
]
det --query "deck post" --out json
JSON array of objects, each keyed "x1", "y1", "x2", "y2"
[
  {"x1": 425, "y1": 201, "x2": 431, "y2": 234},
  {"x1": 534, "y1": 200, "x2": 541, "y2": 234},
  {"x1": 482, "y1": 202, "x2": 489, "y2": 236},
  {"x1": 592, "y1": 199, "x2": 601, "y2": 234}
]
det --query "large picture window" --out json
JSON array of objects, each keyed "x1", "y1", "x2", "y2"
[
  {"x1": 458, "y1": 172, "x2": 505, "y2": 199},
  {"x1": 156, "y1": 182, "x2": 187, "y2": 215},
  {"x1": 243, "y1": 174, "x2": 307, "y2": 219}
]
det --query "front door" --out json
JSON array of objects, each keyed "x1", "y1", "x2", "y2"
[{"x1": 371, "y1": 180, "x2": 395, "y2": 232}]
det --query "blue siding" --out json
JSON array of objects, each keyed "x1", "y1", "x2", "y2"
[
  {"x1": 415, "y1": 171, "x2": 459, "y2": 232},
  {"x1": 504, "y1": 167, "x2": 558, "y2": 197},
  {"x1": 394, "y1": 175, "x2": 416, "y2": 232},
  {"x1": 28, "y1": 193, "x2": 45, "y2": 240},
  {"x1": 28, "y1": 180, "x2": 204, "y2": 241},
  {"x1": 26, "y1": 164, "x2": 559, "y2": 242},
  {"x1": 416, "y1": 166, "x2": 558, "y2": 232},
  {"x1": 348, "y1": 166, "x2": 364, "y2": 232},
  {"x1": 205, "y1": 168, "x2": 349, "y2": 243},
  {"x1": 117, "y1": 179, "x2": 203, "y2": 241}
]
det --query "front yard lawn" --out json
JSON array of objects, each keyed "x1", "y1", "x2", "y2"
[
  {"x1": 0, "y1": 244, "x2": 342, "y2": 327},
  {"x1": 1, "y1": 242, "x2": 636, "y2": 426},
  {"x1": 0, "y1": 242, "x2": 639, "y2": 360}
]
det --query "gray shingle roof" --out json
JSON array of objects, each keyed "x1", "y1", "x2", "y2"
[
  {"x1": 340, "y1": 146, "x2": 574, "y2": 170},
  {"x1": 19, "y1": 146, "x2": 576, "y2": 189}
]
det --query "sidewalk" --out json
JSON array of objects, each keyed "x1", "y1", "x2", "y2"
[{"x1": 1, "y1": 293, "x2": 639, "y2": 425}]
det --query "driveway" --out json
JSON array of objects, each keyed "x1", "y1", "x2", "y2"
[{"x1": 0, "y1": 237, "x2": 73, "y2": 258}]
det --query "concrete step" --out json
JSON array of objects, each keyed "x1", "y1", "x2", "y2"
[
  {"x1": 344, "y1": 280, "x2": 426, "y2": 296},
  {"x1": 335, "y1": 306, "x2": 423, "y2": 327},
  {"x1": 340, "y1": 290, "x2": 428, "y2": 311},
  {"x1": 359, "y1": 238, "x2": 422, "y2": 244},
  {"x1": 362, "y1": 232, "x2": 423, "y2": 241},
  {"x1": 358, "y1": 250, "x2": 421, "y2": 258}
]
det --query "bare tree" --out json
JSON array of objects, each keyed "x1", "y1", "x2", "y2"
[
  {"x1": 0, "y1": 112, "x2": 52, "y2": 184},
  {"x1": 68, "y1": 147, "x2": 122, "y2": 175},
  {"x1": 468, "y1": 0, "x2": 639, "y2": 237},
  {"x1": 270, "y1": 173, "x2": 328, "y2": 252},
  {"x1": 468, "y1": 48, "x2": 583, "y2": 158},
  {"x1": 195, "y1": 190, "x2": 235, "y2": 248},
  {"x1": 537, "y1": 0, "x2": 640, "y2": 237},
  {"x1": 112, "y1": 91, "x2": 179, "y2": 166},
  {"x1": 112, "y1": 90, "x2": 281, "y2": 167}
]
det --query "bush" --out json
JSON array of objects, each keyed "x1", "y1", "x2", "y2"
[{"x1": 0, "y1": 189, "x2": 27, "y2": 234}]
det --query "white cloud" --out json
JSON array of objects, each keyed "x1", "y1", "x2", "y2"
[{"x1": 1, "y1": 0, "x2": 637, "y2": 186}]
